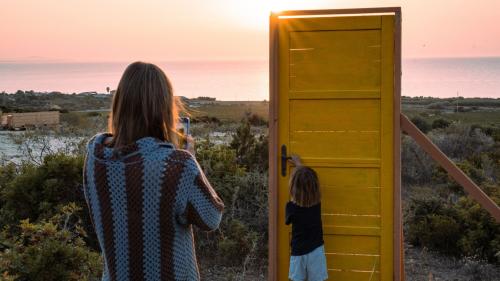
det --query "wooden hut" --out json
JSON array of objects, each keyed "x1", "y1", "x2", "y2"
[{"x1": 1, "y1": 111, "x2": 60, "y2": 129}]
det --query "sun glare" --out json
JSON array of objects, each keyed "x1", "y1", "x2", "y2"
[
  {"x1": 269, "y1": 0, "x2": 290, "y2": 13},
  {"x1": 225, "y1": 0, "x2": 290, "y2": 29}
]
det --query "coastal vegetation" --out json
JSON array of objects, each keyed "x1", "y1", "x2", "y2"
[{"x1": 0, "y1": 94, "x2": 499, "y2": 280}]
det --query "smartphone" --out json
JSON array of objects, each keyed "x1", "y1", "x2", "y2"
[{"x1": 177, "y1": 117, "x2": 190, "y2": 149}]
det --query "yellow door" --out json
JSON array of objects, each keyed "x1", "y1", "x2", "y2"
[{"x1": 273, "y1": 13, "x2": 396, "y2": 281}]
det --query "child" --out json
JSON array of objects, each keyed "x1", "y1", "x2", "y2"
[{"x1": 286, "y1": 155, "x2": 328, "y2": 281}]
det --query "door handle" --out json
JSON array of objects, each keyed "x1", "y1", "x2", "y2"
[{"x1": 281, "y1": 144, "x2": 291, "y2": 177}]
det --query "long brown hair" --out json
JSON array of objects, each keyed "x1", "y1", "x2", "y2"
[
  {"x1": 109, "y1": 61, "x2": 180, "y2": 148},
  {"x1": 289, "y1": 166, "x2": 321, "y2": 207}
]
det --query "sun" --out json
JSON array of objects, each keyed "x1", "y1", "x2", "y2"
[
  {"x1": 225, "y1": 0, "x2": 290, "y2": 29},
  {"x1": 268, "y1": 0, "x2": 290, "y2": 13}
]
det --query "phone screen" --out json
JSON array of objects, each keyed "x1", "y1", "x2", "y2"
[{"x1": 177, "y1": 117, "x2": 190, "y2": 149}]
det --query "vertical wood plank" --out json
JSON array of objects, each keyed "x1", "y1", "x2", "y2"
[
  {"x1": 277, "y1": 16, "x2": 291, "y2": 281},
  {"x1": 268, "y1": 11, "x2": 279, "y2": 281},
  {"x1": 392, "y1": 8, "x2": 403, "y2": 281},
  {"x1": 380, "y1": 14, "x2": 395, "y2": 281}
]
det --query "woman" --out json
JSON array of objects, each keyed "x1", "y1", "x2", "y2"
[{"x1": 83, "y1": 61, "x2": 224, "y2": 281}]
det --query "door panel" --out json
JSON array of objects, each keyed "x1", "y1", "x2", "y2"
[
  {"x1": 275, "y1": 14, "x2": 395, "y2": 281},
  {"x1": 290, "y1": 99, "x2": 381, "y2": 160},
  {"x1": 289, "y1": 30, "x2": 381, "y2": 91},
  {"x1": 324, "y1": 235, "x2": 381, "y2": 280}
]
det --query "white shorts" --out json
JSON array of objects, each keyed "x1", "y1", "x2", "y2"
[{"x1": 289, "y1": 245, "x2": 328, "y2": 281}]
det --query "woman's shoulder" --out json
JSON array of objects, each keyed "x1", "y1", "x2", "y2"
[
  {"x1": 86, "y1": 132, "x2": 111, "y2": 149},
  {"x1": 164, "y1": 148, "x2": 192, "y2": 161},
  {"x1": 161, "y1": 148, "x2": 198, "y2": 167}
]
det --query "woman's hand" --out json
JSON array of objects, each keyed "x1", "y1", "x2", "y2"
[{"x1": 186, "y1": 135, "x2": 195, "y2": 156}]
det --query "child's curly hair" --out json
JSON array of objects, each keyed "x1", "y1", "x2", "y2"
[{"x1": 289, "y1": 166, "x2": 321, "y2": 207}]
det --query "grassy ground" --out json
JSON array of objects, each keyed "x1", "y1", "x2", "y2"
[
  {"x1": 445, "y1": 110, "x2": 500, "y2": 127},
  {"x1": 403, "y1": 107, "x2": 500, "y2": 128},
  {"x1": 59, "y1": 101, "x2": 270, "y2": 124},
  {"x1": 405, "y1": 244, "x2": 500, "y2": 281},
  {"x1": 188, "y1": 99, "x2": 500, "y2": 126},
  {"x1": 200, "y1": 259, "x2": 267, "y2": 281},
  {"x1": 61, "y1": 98, "x2": 500, "y2": 128},
  {"x1": 187, "y1": 101, "x2": 269, "y2": 122}
]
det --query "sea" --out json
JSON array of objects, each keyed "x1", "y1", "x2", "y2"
[
  {"x1": 1, "y1": 57, "x2": 499, "y2": 162},
  {"x1": 1, "y1": 57, "x2": 500, "y2": 99}
]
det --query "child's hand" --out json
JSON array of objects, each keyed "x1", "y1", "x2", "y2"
[{"x1": 288, "y1": 154, "x2": 302, "y2": 166}]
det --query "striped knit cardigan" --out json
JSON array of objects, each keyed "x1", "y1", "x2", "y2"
[{"x1": 83, "y1": 133, "x2": 224, "y2": 281}]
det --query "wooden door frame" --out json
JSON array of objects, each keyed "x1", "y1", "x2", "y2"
[{"x1": 268, "y1": 7, "x2": 402, "y2": 281}]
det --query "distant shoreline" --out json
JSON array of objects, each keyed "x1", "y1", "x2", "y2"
[
  {"x1": 1, "y1": 58, "x2": 499, "y2": 99},
  {"x1": 1, "y1": 89, "x2": 500, "y2": 100},
  {"x1": 1, "y1": 56, "x2": 500, "y2": 64}
]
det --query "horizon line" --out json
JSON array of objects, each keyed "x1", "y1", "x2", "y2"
[
  {"x1": 2, "y1": 55, "x2": 500, "y2": 64},
  {"x1": 1, "y1": 90, "x2": 499, "y2": 100}
]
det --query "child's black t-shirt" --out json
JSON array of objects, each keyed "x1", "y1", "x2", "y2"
[{"x1": 285, "y1": 201, "x2": 324, "y2": 256}]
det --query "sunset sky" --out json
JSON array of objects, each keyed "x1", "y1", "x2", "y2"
[{"x1": 1, "y1": 0, "x2": 500, "y2": 62}]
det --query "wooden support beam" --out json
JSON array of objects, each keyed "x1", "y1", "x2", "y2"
[
  {"x1": 268, "y1": 11, "x2": 279, "y2": 281},
  {"x1": 400, "y1": 113, "x2": 500, "y2": 222}
]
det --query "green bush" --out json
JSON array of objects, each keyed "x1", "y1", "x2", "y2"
[
  {"x1": 86, "y1": 112, "x2": 100, "y2": 117},
  {"x1": 487, "y1": 127, "x2": 500, "y2": 142},
  {"x1": 0, "y1": 203, "x2": 102, "y2": 280},
  {"x1": 230, "y1": 118, "x2": 268, "y2": 173},
  {"x1": 0, "y1": 163, "x2": 17, "y2": 203},
  {"x1": 194, "y1": 138, "x2": 268, "y2": 267},
  {"x1": 217, "y1": 219, "x2": 259, "y2": 266},
  {"x1": 405, "y1": 185, "x2": 500, "y2": 263},
  {"x1": 432, "y1": 118, "x2": 451, "y2": 129},
  {"x1": 408, "y1": 213, "x2": 462, "y2": 256},
  {"x1": 247, "y1": 113, "x2": 267, "y2": 127},
  {"x1": 0, "y1": 153, "x2": 98, "y2": 251},
  {"x1": 403, "y1": 123, "x2": 495, "y2": 185},
  {"x1": 427, "y1": 102, "x2": 448, "y2": 110},
  {"x1": 410, "y1": 116, "x2": 431, "y2": 133},
  {"x1": 191, "y1": 115, "x2": 221, "y2": 125}
]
